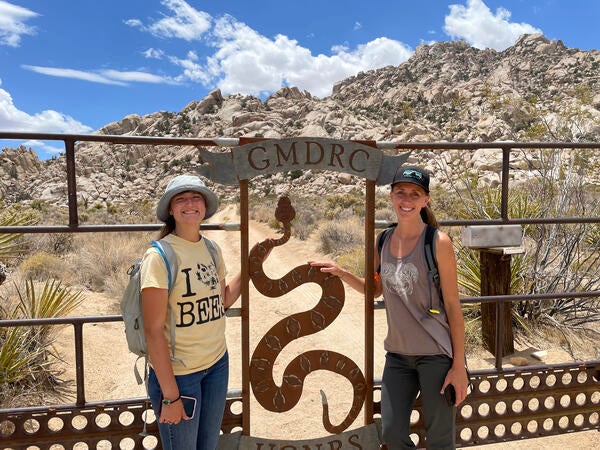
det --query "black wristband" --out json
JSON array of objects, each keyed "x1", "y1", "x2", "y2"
[{"x1": 161, "y1": 395, "x2": 181, "y2": 405}]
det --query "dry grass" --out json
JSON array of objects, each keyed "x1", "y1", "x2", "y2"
[
  {"x1": 69, "y1": 232, "x2": 154, "y2": 299},
  {"x1": 19, "y1": 252, "x2": 72, "y2": 282},
  {"x1": 317, "y1": 217, "x2": 364, "y2": 256}
]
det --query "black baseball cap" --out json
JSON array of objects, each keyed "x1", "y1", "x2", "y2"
[{"x1": 391, "y1": 166, "x2": 430, "y2": 193}]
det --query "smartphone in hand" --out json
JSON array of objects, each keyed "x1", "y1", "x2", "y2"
[
  {"x1": 443, "y1": 384, "x2": 456, "y2": 406},
  {"x1": 181, "y1": 395, "x2": 197, "y2": 419},
  {"x1": 159, "y1": 395, "x2": 197, "y2": 419}
]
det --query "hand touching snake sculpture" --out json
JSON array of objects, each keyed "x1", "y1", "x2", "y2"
[{"x1": 249, "y1": 196, "x2": 366, "y2": 435}]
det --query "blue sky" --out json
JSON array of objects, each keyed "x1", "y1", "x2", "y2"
[{"x1": 1, "y1": 0, "x2": 598, "y2": 159}]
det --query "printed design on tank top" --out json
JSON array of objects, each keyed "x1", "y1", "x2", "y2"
[{"x1": 381, "y1": 261, "x2": 418, "y2": 298}]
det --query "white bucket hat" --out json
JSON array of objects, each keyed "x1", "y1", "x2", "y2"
[{"x1": 156, "y1": 175, "x2": 219, "y2": 222}]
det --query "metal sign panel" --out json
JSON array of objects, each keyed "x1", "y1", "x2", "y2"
[{"x1": 233, "y1": 137, "x2": 382, "y2": 180}]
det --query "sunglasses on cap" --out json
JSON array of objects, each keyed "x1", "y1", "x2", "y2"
[{"x1": 402, "y1": 169, "x2": 424, "y2": 180}]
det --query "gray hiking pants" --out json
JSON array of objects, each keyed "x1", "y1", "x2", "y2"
[{"x1": 381, "y1": 352, "x2": 456, "y2": 450}]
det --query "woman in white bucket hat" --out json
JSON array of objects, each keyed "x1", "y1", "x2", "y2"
[{"x1": 140, "y1": 174, "x2": 240, "y2": 450}]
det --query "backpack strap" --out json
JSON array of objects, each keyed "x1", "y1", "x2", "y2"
[
  {"x1": 423, "y1": 225, "x2": 443, "y2": 314},
  {"x1": 152, "y1": 240, "x2": 178, "y2": 293},
  {"x1": 150, "y1": 240, "x2": 178, "y2": 361},
  {"x1": 376, "y1": 224, "x2": 397, "y2": 274},
  {"x1": 203, "y1": 236, "x2": 219, "y2": 269}
]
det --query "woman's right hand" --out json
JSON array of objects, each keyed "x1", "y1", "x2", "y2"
[
  {"x1": 309, "y1": 261, "x2": 346, "y2": 279},
  {"x1": 159, "y1": 400, "x2": 189, "y2": 425}
]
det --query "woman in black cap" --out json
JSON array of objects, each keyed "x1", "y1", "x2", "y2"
[
  {"x1": 140, "y1": 174, "x2": 240, "y2": 450},
  {"x1": 312, "y1": 166, "x2": 468, "y2": 450}
]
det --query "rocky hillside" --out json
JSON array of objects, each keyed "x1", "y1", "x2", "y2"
[{"x1": 2, "y1": 33, "x2": 600, "y2": 209}]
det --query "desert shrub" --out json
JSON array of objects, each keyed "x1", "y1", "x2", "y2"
[
  {"x1": 323, "y1": 193, "x2": 364, "y2": 219},
  {"x1": 69, "y1": 232, "x2": 153, "y2": 296},
  {"x1": 375, "y1": 205, "x2": 395, "y2": 222},
  {"x1": 337, "y1": 247, "x2": 365, "y2": 278},
  {"x1": 19, "y1": 252, "x2": 69, "y2": 281},
  {"x1": 317, "y1": 218, "x2": 363, "y2": 256},
  {"x1": 289, "y1": 198, "x2": 321, "y2": 241},
  {"x1": 249, "y1": 197, "x2": 278, "y2": 224},
  {"x1": 0, "y1": 211, "x2": 37, "y2": 263},
  {"x1": 24, "y1": 233, "x2": 74, "y2": 256}
]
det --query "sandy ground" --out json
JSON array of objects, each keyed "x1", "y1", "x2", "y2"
[{"x1": 55, "y1": 204, "x2": 600, "y2": 449}]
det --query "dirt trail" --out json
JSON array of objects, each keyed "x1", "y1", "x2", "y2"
[{"x1": 56, "y1": 204, "x2": 600, "y2": 448}]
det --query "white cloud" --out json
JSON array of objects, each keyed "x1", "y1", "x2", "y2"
[
  {"x1": 100, "y1": 69, "x2": 178, "y2": 84},
  {"x1": 444, "y1": 0, "x2": 542, "y2": 50},
  {"x1": 0, "y1": 86, "x2": 92, "y2": 134},
  {"x1": 125, "y1": 0, "x2": 211, "y2": 41},
  {"x1": 194, "y1": 15, "x2": 412, "y2": 98},
  {"x1": 22, "y1": 65, "x2": 178, "y2": 86},
  {"x1": 17, "y1": 0, "x2": 413, "y2": 103},
  {"x1": 143, "y1": 48, "x2": 165, "y2": 59},
  {"x1": 23, "y1": 65, "x2": 127, "y2": 85},
  {"x1": 354, "y1": 22, "x2": 362, "y2": 31},
  {"x1": 128, "y1": 1, "x2": 413, "y2": 98},
  {"x1": 0, "y1": 0, "x2": 38, "y2": 47}
]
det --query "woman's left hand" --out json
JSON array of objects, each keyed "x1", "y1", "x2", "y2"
[{"x1": 440, "y1": 364, "x2": 469, "y2": 406}]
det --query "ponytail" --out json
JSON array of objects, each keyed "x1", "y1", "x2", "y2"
[
  {"x1": 158, "y1": 216, "x2": 175, "y2": 239},
  {"x1": 420, "y1": 204, "x2": 438, "y2": 228}
]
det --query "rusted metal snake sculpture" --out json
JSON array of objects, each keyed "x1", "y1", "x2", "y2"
[{"x1": 248, "y1": 196, "x2": 366, "y2": 434}]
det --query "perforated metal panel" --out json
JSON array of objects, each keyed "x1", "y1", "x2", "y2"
[{"x1": 374, "y1": 363, "x2": 600, "y2": 448}]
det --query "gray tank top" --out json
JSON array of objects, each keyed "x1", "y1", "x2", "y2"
[{"x1": 380, "y1": 228, "x2": 453, "y2": 357}]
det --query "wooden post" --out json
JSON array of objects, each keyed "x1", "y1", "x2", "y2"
[{"x1": 480, "y1": 250, "x2": 514, "y2": 357}]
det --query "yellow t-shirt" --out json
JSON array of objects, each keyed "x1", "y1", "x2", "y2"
[{"x1": 140, "y1": 233, "x2": 227, "y2": 375}]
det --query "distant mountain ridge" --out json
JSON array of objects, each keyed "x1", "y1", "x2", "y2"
[{"x1": 2, "y1": 33, "x2": 600, "y2": 208}]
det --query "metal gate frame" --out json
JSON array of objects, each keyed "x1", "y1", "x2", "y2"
[{"x1": 1, "y1": 132, "x2": 599, "y2": 449}]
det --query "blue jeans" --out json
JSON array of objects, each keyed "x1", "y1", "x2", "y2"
[
  {"x1": 381, "y1": 353, "x2": 455, "y2": 450},
  {"x1": 148, "y1": 351, "x2": 229, "y2": 450}
]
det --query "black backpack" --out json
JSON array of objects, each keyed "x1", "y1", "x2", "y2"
[{"x1": 376, "y1": 224, "x2": 443, "y2": 314}]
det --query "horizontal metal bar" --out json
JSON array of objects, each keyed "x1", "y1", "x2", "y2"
[
  {"x1": 0, "y1": 315, "x2": 123, "y2": 327},
  {"x1": 460, "y1": 290, "x2": 600, "y2": 304},
  {"x1": 3, "y1": 218, "x2": 598, "y2": 235},
  {"x1": 376, "y1": 218, "x2": 600, "y2": 229},
  {"x1": 0, "y1": 222, "x2": 241, "y2": 234},
  {"x1": 0, "y1": 132, "x2": 231, "y2": 147},
  {"x1": 225, "y1": 307, "x2": 241, "y2": 317},
  {"x1": 4, "y1": 132, "x2": 600, "y2": 150},
  {"x1": 375, "y1": 141, "x2": 600, "y2": 150},
  {"x1": 375, "y1": 290, "x2": 600, "y2": 310}
]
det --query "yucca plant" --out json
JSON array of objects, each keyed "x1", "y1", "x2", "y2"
[
  {"x1": 0, "y1": 278, "x2": 83, "y2": 406},
  {"x1": 0, "y1": 212, "x2": 35, "y2": 260},
  {"x1": 0, "y1": 327, "x2": 48, "y2": 384},
  {"x1": 14, "y1": 278, "x2": 84, "y2": 343}
]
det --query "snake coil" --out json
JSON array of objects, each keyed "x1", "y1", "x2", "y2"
[{"x1": 249, "y1": 196, "x2": 366, "y2": 434}]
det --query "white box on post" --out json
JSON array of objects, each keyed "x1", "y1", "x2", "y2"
[{"x1": 461, "y1": 225, "x2": 523, "y2": 249}]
